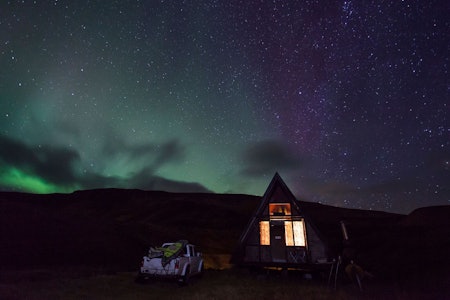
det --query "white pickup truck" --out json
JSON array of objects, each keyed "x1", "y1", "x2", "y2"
[{"x1": 137, "y1": 240, "x2": 204, "y2": 285}]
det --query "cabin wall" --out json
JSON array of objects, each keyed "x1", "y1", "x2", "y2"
[
  {"x1": 305, "y1": 222, "x2": 327, "y2": 262},
  {"x1": 286, "y1": 247, "x2": 307, "y2": 264},
  {"x1": 246, "y1": 223, "x2": 259, "y2": 244},
  {"x1": 236, "y1": 174, "x2": 330, "y2": 266},
  {"x1": 269, "y1": 186, "x2": 288, "y2": 204},
  {"x1": 242, "y1": 222, "x2": 261, "y2": 262},
  {"x1": 260, "y1": 246, "x2": 271, "y2": 262},
  {"x1": 244, "y1": 245, "x2": 260, "y2": 262},
  {"x1": 240, "y1": 219, "x2": 328, "y2": 265},
  {"x1": 267, "y1": 185, "x2": 301, "y2": 217}
]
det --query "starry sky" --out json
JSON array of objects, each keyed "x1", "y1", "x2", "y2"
[{"x1": 0, "y1": 0, "x2": 448, "y2": 213}]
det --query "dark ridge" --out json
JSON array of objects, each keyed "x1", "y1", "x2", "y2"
[
  {"x1": 1, "y1": 189, "x2": 448, "y2": 284},
  {"x1": 399, "y1": 205, "x2": 450, "y2": 227}
]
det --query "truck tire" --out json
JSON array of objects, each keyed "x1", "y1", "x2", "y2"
[
  {"x1": 179, "y1": 266, "x2": 190, "y2": 286},
  {"x1": 198, "y1": 263, "x2": 204, "y2": 278}
]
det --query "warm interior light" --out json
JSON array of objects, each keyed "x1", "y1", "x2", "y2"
[
  {"x1": 284, "y1": 222, "x2": 294, "y2": 246},
  {"x1": 269, "y1": 203, "x2": 291, "y2": 216},
  {"x1": 293, "y1": 220, "x2": 306, "y2": 246},
  {"x1": 260, "y1": 221, "x2": 270, "y2": 245},
  {"x1": 260, "y1": 219, "x2": 306, "y2": 247},
  {"x1": 282, "y1": 220, "x2": 306, "y2": 246}
]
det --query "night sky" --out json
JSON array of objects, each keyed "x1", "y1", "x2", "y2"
[{"x1": 0, "y1": 1, "x2": 448, "y2": 213}]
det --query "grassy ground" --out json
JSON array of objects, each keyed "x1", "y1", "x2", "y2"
[{"x1": 0, "y1": 268, "x2": 448, "y2": 300}]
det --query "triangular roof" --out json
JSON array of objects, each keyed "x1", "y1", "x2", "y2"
[
  {"x1": 238, "y1": 173, "x2": 308, "y2": 243},
  {"x1": 233, "y1": 173, "x2": 333, "y2": 264},
  {"x1": 239, "y1": 172, "x2": 300, "y2": 244}
]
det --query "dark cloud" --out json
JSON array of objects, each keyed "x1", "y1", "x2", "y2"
[
  {"x1": 240, "y1": 139, "x2": 305, "y2": 177},
  {"x1": 53, "y1": 119, "x2": 82, "y2": 139},
  {"x1": 100, "y1": 135, "x2": 185, "y2": 172},
  {"x1": 0, "y1": 135, "x2": 208, "y2": 193},
  {"x1": 78, "y1": 166, "x2": 210, "y2": 193},
  {"x1": 127, "y1": 167, "x2": 211, "y2": 193},
  {"x1": 76, "y1": 172, "x2": 124, "y2": 190},
  {"x1": 0, "y1": 134, "x2": 79, "y2": 185},
  {"x1": 150, "y1": 139, "x2": 185, "y2": 170},
  {"x1": 100, "y1": 132, "x2": 154, "y2": 157}
]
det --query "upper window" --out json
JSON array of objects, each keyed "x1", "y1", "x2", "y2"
[{"x1": 269, "y1": 203, "x2": 291, "y2": 216}]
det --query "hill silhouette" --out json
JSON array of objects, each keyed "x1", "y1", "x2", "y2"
[{"x1": 1, "y1": 189, "x2": 449, "y2": 284}]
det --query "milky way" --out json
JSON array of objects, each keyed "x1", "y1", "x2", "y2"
[{"x1": 0, "y1": 1, "x2": 448, "y2": 213}]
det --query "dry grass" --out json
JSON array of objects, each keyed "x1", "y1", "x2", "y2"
[
  {"x1": 2, "y1": 267, "x2": 447, "y2": 300},
  {"x1": 0, "y1": 268, "x2": 337, "y2": 300}
]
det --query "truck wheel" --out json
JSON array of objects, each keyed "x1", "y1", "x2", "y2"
[
  {"x1": 179, "y1": 266, "x2": 190, "y2": 286},
  {"x1": 198, "y1": 264, "x2": 204, "y2": 278}
]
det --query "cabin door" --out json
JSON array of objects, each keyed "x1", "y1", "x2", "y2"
[{"x1": 270, "y1": 222, "x2": 286, "y2": 262}]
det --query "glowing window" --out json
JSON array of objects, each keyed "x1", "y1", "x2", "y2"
[
  {"x1": 259, "y1": 221, "x2": 270, "y2": 245},
  {"x1": 293, "y1": 221, "x2": 306, "y2": 246},
  {"x1": 284, "y1": 220, "x2": 306, "y2": 247},
  {"x1": 284, "y1": 222, "x2": 294, "y2": 246},
  {"x1": 269, "y1": 203, "x2": 291, "y2": 216}
]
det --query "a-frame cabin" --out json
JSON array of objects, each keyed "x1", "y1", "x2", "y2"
[{"x1": 232, "y1": 173, "x2": 332, "y2": 269}]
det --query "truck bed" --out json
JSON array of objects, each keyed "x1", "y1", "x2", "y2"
[{"x1": 141, "y1": 257, "x2": 180, "y2": 276}]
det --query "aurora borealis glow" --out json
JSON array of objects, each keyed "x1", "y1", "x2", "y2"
[{"x1": 0, "y1": 1, "x2": 448, "y2": 213}]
